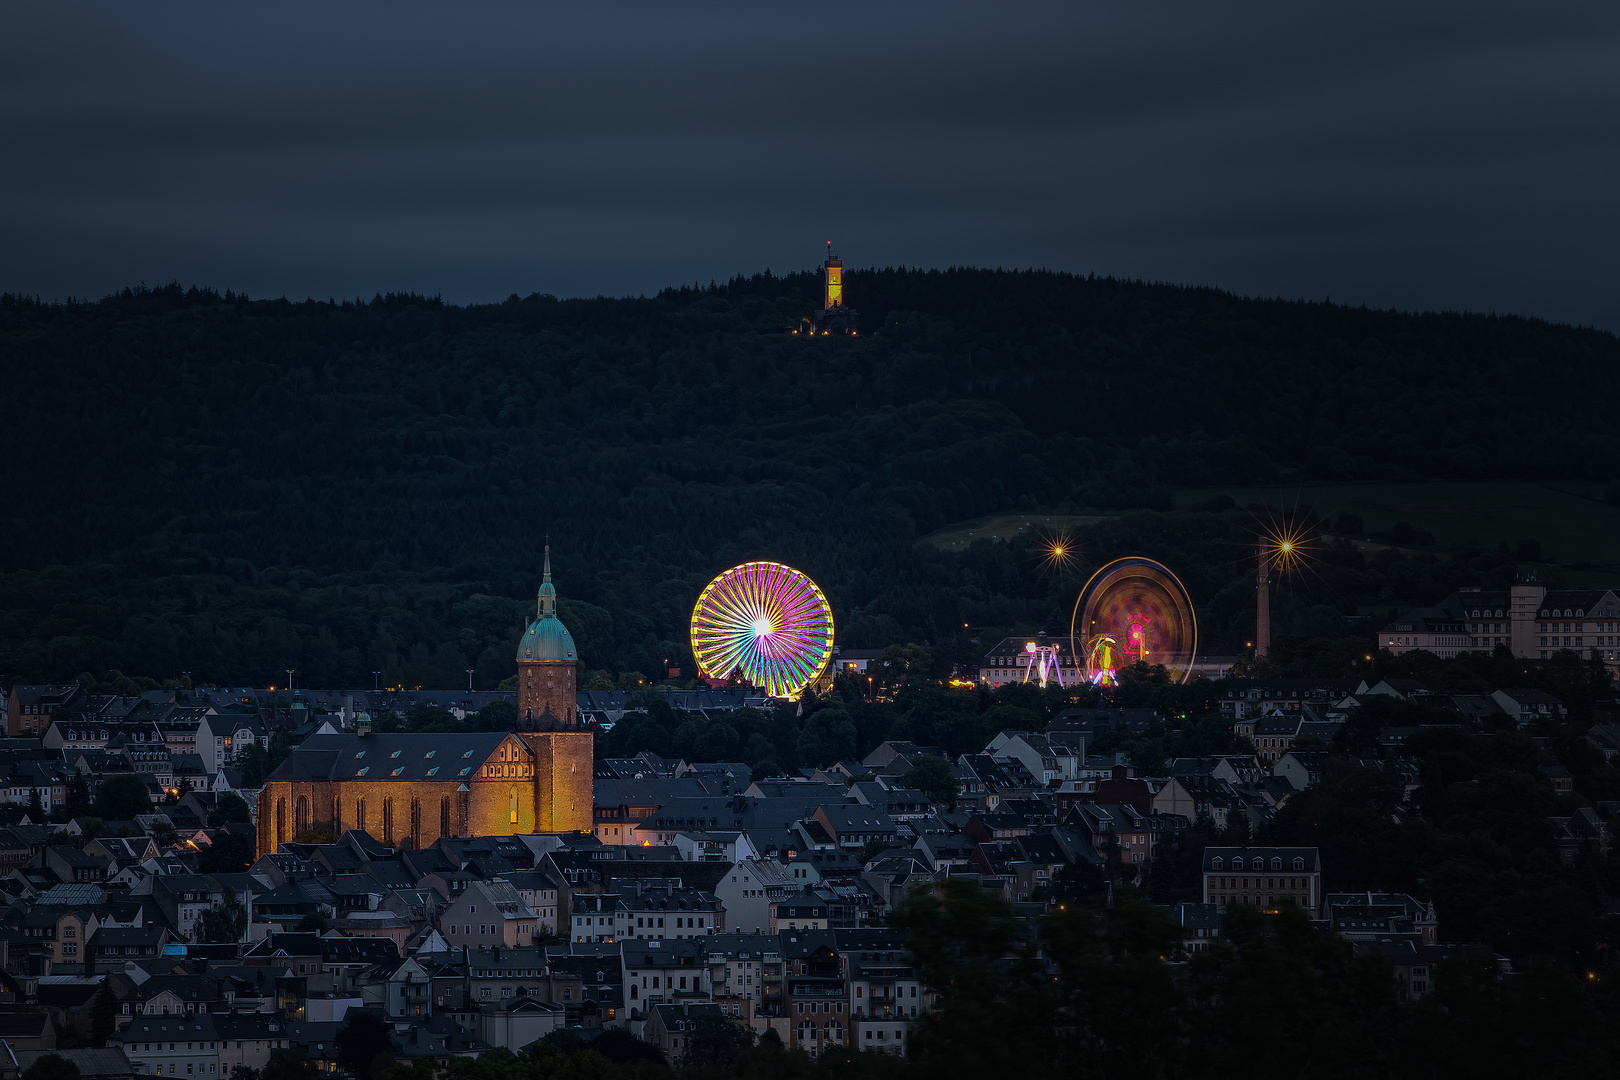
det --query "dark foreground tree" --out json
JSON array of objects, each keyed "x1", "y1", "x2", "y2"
[
  {"x1": 21, "y1": 1055, "x2": 81, "y2": 1080},
  {"x1": 679, "y1": 1016, "x2": 755, "y2": 1072},
  {"x1": 92, "y1": 774, "x2": 151, "y2": 820},
  {"x1": 335, "y1": 1011, "x2": 393, "y2": 1079},
  {"x1": 200, "y1": 895, "x2": 249, "y2": 943}
]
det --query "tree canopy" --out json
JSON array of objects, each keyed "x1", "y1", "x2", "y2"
[
  {"x1": 21, "y1": 1056, "x2": 81, "y2": 1080},
  {"x1": 3, "y1": 272, "x2": 1617, "y2": 688},
  {"x1": 91, "y1": 774, "x2": 151, "y2": 820}
]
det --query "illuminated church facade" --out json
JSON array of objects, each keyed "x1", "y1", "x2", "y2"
[{"x1": 256, "y1": 549, "x2": 594, "y2": 856}]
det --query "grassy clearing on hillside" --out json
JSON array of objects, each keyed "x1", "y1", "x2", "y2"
[
  {"x1": 922, "y1": 514, "x2": 1115, "y2": 550},
  {"x1": 1175, "y1": 480, "x2": 1620, "y2": 568}
]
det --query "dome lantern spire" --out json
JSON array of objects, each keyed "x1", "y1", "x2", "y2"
[
  {"x1": 517, "y1": 540, "x2": 578, "y2": 728},
  {"x1": 537, "y1": 541, "x2": 557, "y2": 617}
]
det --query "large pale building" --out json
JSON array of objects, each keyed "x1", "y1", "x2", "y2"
[
  {"x1": 1380, "y1": 584, "x2": 1620, "y2": 668},
  {"x1": 257, "y1": 552, "x2": 593, "y2": 856}
]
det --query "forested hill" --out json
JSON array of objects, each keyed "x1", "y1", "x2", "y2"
[{"x1": 2, "y1": 269, "x2": 1617, "y2": 687}]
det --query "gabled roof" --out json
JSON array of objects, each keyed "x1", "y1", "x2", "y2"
[
  {"x1": 36, "y1": 883, "x2": 109, "y2": 906},
  {"x1": 1202, "y1": 845, "x2": 1319, "y2": 871},
  {"x1": 267, "y1": 733, "x2": 515, "y2": 784},
  {"x1": 14, "y1": 1049, "x2": 133, "y2": 1079}
]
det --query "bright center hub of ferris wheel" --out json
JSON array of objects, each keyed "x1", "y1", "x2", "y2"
[{"x1": 751, "y1": 617, "x2": 774, "y2": 637}]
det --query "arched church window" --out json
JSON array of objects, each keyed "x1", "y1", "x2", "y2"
[{"x1": 510, "y1": 787, "x2": 519, "y2": 825}]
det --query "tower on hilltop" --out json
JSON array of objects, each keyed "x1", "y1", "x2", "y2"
[
  {"x1": 794, "y1": 241, "x2": 859, "y2": 336},
  {"x1": 823, "y1": 242, "x2": 842, "y2": 311},
  {"x1": 516, "y1": 545, "x2": 578, "y2": 727}
]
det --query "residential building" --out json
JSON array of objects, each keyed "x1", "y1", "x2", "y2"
[
  {"x1": 643, "y1": 1003, "x2": 727, "y2": 1064},
  {"x1": 439, "y1": 880, "x2": 540, "y2": 949},
  {"x1": 985, "y1": 731, "x2": 1078, "y2": 786},
  {"x1": 151, "y1": 877, "x2": 220, "y2": 944},
  {"x1": 8, "y1": 685, "x2": 87, "y2": 739},
  {"x1": 1218, "y1": 680, "x2": 1360, "y2": 721},
  {"x1": 212, "y1": 1012, "x2": 288, "y2": 1075},
  {"x1": 781, "y1": 932, "x2": 848, "y2": 1057},
  {"x1": 1491, "y1": 689, "x2": 1567, "y2": 726},
  {"x1": 477, "y1": 997, "x2": 565, "y2": 1051},
  {"x1": 571, "y1": 878, "x2": 723, "y2": 944},
  {"x1": 696, "y1": 934, "x2": 784, "y2": 1024},
  {"x1": 711, "y1": 859, "x2": 795, "y2": 936},
  {"x1": 592, "y1": 777, "x2": 706, "y2": 846},
  {"x1": 771, "y1": 889, "x2": 831, "y2": 933},
  {"x1": 112, "y1": 1012, "x2": 222, "y2": 1078},
  {"x1": 1324, "y1": 893, "x2": 1438, "y2": 944},
  {"x1": 463, "y1": 946, "x2": 550, "y2": 1006},
  {"x1": 1172, "y1": 903, "x2": 1221, "y2": 955},
  {"x1": 1202, "y1": 846, "x2": 1322, "y2": 915},
  {"x1": 1551, "y1": 807, "x2": 1610, "y2": 865},
  {"x1": 622, "y1": 938, "x2": 709, "y2": 1014},
  {"x1": 671, "y1": 831, "x2": 757, "y2": 864},
  {"x1": 195, "y1": 714, "x2": 269, "y2": 775}
]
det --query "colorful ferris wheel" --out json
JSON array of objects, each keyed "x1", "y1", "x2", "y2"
[
  {"x1": 690, "y1": 562, "x2": 835, "y2": 700},
  {"x1": 1070, "y1": 557, "x2": 1198, "y2": 685}
]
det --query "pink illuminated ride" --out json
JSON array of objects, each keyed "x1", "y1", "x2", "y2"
[
  {"x1": 1070, "y1": 557, "x2": 1198, "y2": 685},
  {"x1": 690, "y1": 562, "x2": 835, "y2": 700}
]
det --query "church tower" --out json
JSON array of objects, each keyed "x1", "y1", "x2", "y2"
[
  {"x1": 516, "y1": 546, "x2": 578, "y2": 726},
  {"x1": 513, "y1": 546, "x2": 592, "y2": 832}
]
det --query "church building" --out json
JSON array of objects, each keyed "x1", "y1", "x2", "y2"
[{"x1": 256, "y1": 549, "x2": 594, "y2": 856}]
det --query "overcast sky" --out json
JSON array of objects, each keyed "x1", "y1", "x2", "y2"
[{"x1": 3, "y1": 1, "x2": 1618, "y2": 327}]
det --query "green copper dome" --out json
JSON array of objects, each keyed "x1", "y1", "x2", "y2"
[{"x1": 517, "y1": 546, "x2": 578, "y2": 663}]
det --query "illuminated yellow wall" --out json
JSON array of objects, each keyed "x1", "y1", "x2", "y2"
[
  {"x1": 255, "y1": 729, "x2": 595, "y2": 857},
  {"x1": 825, "y1": 263, "x2": 842, "y2": 310},
  {"x1": 521, "y1": 729, "x2": 594, "y2": 833}
]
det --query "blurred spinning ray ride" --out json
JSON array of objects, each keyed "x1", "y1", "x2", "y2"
[
  {"x1": 1021, "y1": 640, "x2": 1066, "y2": 689},
  {"x1": 1070, "y1": 557, "x2": 1198, "y2": 685},
  {"x1": 690, "y1": 562, "x2": 835, "y2": 700}
]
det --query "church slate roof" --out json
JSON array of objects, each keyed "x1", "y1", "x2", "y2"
[{"x1": 267, "y1": 733, "x2": 515, "y2": 784}]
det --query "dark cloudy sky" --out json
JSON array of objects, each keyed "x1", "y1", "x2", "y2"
[{"x1": 4, "y1": 2, "x2": 1618, "y2": 327}]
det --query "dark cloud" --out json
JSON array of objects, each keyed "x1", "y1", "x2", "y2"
[{"x1": 2, "y1": 1, "x2": 1617, "y2": 326}]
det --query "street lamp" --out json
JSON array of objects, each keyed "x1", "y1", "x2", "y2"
[
  {"x1": 372, "y1": 671, "x2": 382, "y2": 691},
  {"x1": 466, "y1": 669, "x2": 476, "y2": 692},
  {"x1": 285, "y1": 669, "x2": 295, "y2": 693}
]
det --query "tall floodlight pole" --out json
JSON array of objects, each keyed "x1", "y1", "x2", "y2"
[{"x1": 1256, "y1": 544, "x2": 1272, "y2": 659}]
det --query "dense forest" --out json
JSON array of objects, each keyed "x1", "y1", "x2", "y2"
[{"x1": 3, "y1": 269, "x2": 1619, "y2": 686}]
